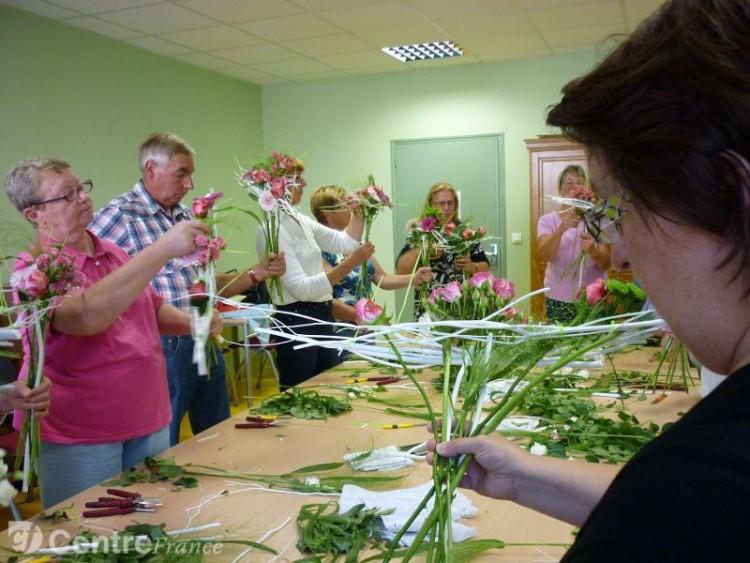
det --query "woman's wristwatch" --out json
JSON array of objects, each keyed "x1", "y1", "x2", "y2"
[{"x1": 248, "y1": 269, "x2": 260, "y2": 285}]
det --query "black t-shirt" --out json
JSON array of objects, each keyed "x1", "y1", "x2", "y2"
[{"x1": 562, "y1": 363, "x2": 750, "y2": 562}]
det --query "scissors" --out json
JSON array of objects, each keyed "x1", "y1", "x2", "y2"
[{"x1": 82, "y1": 489, "x2": 161, "y2": 518}]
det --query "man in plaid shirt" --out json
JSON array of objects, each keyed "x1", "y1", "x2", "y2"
[{"x1": 90, "y1": 132, "x2": 285, "y2": 445}]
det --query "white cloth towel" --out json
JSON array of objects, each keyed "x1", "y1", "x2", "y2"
[
  {"x1": 338, "y1": 482, "x2": 477, "y2": 546},
  {"x1": 344, "y1": 445, "x2": 420, "y2": 472}
]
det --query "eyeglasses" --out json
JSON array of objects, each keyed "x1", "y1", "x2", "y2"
[
  {"x1": 32, "y1": 180, "x2": 93, "y2": 206},
  {"x1": 582, "y1": 194, "x2": 626, "y2": 244}
]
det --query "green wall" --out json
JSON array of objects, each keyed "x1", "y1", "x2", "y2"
[
  {"x1": 0, "y1": 6, "x2": 264, "y2": 273},
  {"x1": 1, "y1": 4, "x2": 597, "y2": 307},
  {"x1": 261, "y1": 52, "x2": 595, "y2": 308}
]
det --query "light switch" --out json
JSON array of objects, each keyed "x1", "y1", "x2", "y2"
[{"x1": 511, "y1": 232, "x2": 523, "y2": 245}]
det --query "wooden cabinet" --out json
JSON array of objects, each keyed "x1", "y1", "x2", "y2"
[{"x1": 525, "y1": 136, "x2": 586, "y2": 319}]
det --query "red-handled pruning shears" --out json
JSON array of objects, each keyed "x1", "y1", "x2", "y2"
[
  {"x1": 346, "y1": 375, "x2": 402, "y2": 384},
  {"x1": 82, "y1": 489, "x2": 161, "y2": 518}
]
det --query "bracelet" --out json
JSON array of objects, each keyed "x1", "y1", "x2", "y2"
[{"x1": 248, "y1": 269, "x2": 259, "y2": 285}]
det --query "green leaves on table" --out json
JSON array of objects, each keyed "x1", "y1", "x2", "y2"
[
  {"x1": 296, "y1": 502, "x2": 391, "y2": 562},
  {"x1": 251, "y1": 387, "x2": 352, "y2": 419},
  {"x1": 516, "y1": 385, "x2": 664, "y2": 463},
  {"x1": 101, "y1": 456, "x2": 199, "y2": 490}
]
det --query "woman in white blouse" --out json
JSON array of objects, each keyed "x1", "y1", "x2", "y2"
[{"x1": 257, "y1": 175, "x2": 374, "y2": 387}]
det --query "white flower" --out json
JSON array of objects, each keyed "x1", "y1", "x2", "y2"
[
  {"x1": 577, "y1": 369, "x2": 590, "y2": 378},
  {"x1": 0, "y1": 479, "x2": 17, "y2": 506},
  {"x1": 348, "y1": 392, "x2": 357, "y2": 400},
  {"x1": 304, "y1": 477, "x2": 320, "y2": 487},
  {"x1": 259, "y1": 190, "x2": 277, "y2": 212},
  {"x1": 529, "y1": 442, "x2": 548, "y2": 456}
]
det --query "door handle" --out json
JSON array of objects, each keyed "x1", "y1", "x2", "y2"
[{"x1": 485, "y1": 243, "x2": 498, "y2": 266}]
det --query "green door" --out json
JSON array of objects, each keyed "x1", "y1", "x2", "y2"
[{"x1": 391, "y1": 134, "x2": 505, "y2": 320}]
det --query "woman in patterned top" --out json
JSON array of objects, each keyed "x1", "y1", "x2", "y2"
[
  {"x1": 310, "y1": 185, "x2": 431, "y2": 322},
  {"x1": 396, "y1": 182, "x2": 490, "y2": 318}
]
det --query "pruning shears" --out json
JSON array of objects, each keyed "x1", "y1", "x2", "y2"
[
  {"x1": 346, "y1": 375, "x2": 401, "y2": 384},
  {"x1": 235, "y1": 416, "x2": 285, "y2": 429},
  {"x1": 82, "y1": 489, "x2": 162, "y2": 518}
]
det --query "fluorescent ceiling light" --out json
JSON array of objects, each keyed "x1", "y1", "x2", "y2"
[{"x1": 382, "y1": 40, "x2": 463, "y2": 63}]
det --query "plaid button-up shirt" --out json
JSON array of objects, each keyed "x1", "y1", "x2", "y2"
[{"x1": 89, "y1": 181, "x2": 196, "y2": 310}]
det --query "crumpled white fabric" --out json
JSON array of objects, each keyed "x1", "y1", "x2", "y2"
[
  {"x1": 483, "y1": 378, "x2": 528, "y2": 402},
  {"x1": 339, "y1": 482, "x2": 477, "y2": 546},
  {"x1": 498, "y1": 416, "x2": 541, "y2": 432},
  {"x1": 343, "y1": 445, "x2": 420, "y2": 472}
]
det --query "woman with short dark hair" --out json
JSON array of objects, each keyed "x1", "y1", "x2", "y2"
[{"x1": 430, "y1": 1, "x2": 750, "y2": 559}]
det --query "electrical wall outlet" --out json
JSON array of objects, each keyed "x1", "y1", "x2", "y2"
[{"x1": 511, "y1": 232, "x2": 523, "y2": 245}]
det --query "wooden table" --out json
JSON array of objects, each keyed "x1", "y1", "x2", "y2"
[{"x1": 3, "y1": 348, "x2": 700, "y2": 561}]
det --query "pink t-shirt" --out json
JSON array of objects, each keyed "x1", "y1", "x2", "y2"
[
  {"x1": 537, "y1": 211, "x2": 607, "y2": 303},
  {"x1": 13, "y1": 233, "x2": 171, "y2": 444}
]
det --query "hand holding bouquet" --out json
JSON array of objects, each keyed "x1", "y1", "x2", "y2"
[{"x1": 240, "y1": 151, "x2": 304, "y2": 301}]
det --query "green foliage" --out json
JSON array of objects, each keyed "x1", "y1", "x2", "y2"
[
  {"x1": 101, "y1": 457, "x2": 197, "y2": 490},
  {"x1": 296, "y1": 502, "x2": 391, "y2": 562},
  {"x1": 251, "y1": 388, "x2": 352, "y2": 419},
  {"x1": 516, "y1": 385, "x2": 662, "y2": 463}
]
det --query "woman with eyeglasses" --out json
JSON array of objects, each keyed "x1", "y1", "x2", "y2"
[
  {"x1": 429, "y1": 0, "x2": 750, "y2": 559},
  {"x1": 5, "y1": 158, "x2": 220, "y2": 508},
  {"x1": 536, "y1": 165, "x2": 611, "y2": 323}
]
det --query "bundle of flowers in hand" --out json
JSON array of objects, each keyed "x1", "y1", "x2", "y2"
[
  {"x1": 238, "y1": 151, "x2": 304, "y2": 301},
  {"x1": 441, "y1": 222, "x2": 488, "y2": 258},
  {"x1": 346, "y1": 176, "x2": 393, "y2": 298},
  {"x1": 405, "y1": 207, "x2": 447, "y2": 297},
  {"x1": 178, "y1": 191, "x2": 226, "y2": 376},
  {"x1": 10, "y1": 244, "x2": 80, "y2": 491},
  {"x1": 379, "y1": 277, "x2": 653, "y2": 562}
]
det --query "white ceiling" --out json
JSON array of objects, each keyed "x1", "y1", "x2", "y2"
[{"x1": 2, "y1": 0, "x2": 665, "y2": 85}]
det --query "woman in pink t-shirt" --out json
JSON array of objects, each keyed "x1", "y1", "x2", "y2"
[
  {"x1": 536, "y1": 165, "x2": 611, "y2": 323},
  {"x1": 6, "y1": 158, "x2": 220, "y2": 508}
]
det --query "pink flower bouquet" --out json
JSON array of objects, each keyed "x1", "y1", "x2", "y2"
[
  {"x1": 10, "y1": 244, "x2": 80, "y2": 492},
  {"x1": 240, "y1": 152, "x2": 304, "y2": 301}
]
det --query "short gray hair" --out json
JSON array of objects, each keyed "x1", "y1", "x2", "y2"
[
  {"x1": 138, "y1": 132, "x2": 195, "y2": 173},
  {"x1": 5, "y1": 157, "x2": 71, "y2": 212}
]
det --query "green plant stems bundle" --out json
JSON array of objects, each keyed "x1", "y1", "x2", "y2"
[
  {"x1": 382, "y1": 329, "x2": 624, "y2": 562},
  {"x1": 648, "y1": 336, "x2": 696, "y2": 394}
]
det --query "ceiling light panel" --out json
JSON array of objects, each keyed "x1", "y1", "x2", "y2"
[{"x1": 382, "y1": 40, "x2": 463, "y2": 62}]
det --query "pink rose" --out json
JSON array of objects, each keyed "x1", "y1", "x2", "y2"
[
  {"x1": 203, "y1": 191, "x2": 223, "y2": 206},
  {"x1": 16, "y1": 268, "x2": 49, "y2": 298},
  {"x1": 462, "y1": 228, "x2": 474, "y2": 240},
  {"x1": 195, "y1": 234, "x2": 209, "y2": 247},
  {"x1": 470, "y1": 271, "x2": 493, "y2": 288},
  {"x1": 428, "y1": 287, "x2": 441, "y2": 305},
  {"x1": 419, "y1": 216, "x2": 438, "y2": 232},
  {"x1": 270, "y1": 176, "x2": 287, "y2": 199},
  {"x1": 477, "y1": 226, "x2": 487, "y2": 236},
  {"x1": 191, "y1": 198, "x2": 210, "y2": 218},
  {"x1": 586, "y1": 278, "x2": 608, "y2": 305},
  {"x1": 439, "y1": 281, "x2": 462, "y2": 303},
  {"x1": 259, "y1": 190, "x2": 278, "y2": 212},
  {"x1": 246, "y1": 169, "x2": 270, "y2": 185},
  {"x1": 354, "y1": 298, "x2": 383, "y2": 325},
  {"x1": 443, "y1": 222, "x2": 456, "y2": 234},
  {"x1": 492, "y1": 278, "x2": 516, "y2": 300}
]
